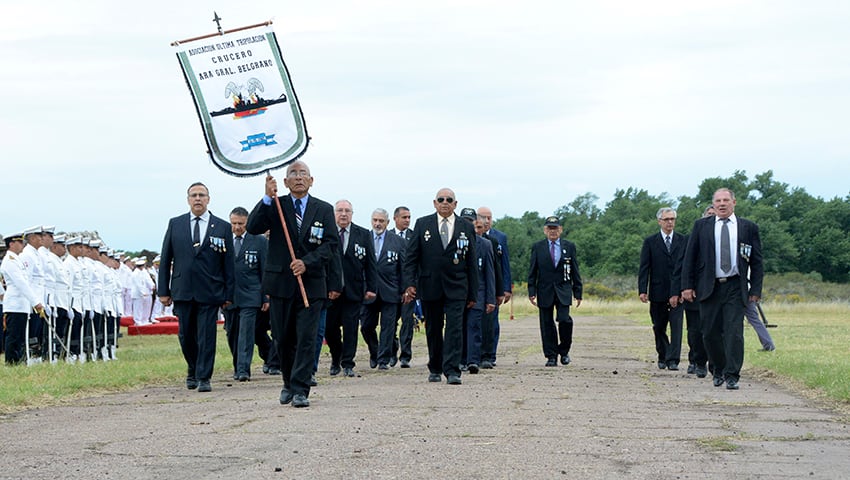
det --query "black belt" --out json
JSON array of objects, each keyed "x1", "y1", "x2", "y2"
[{"x1": 717, "y1": 275, "x2": 739, "y2": 284}]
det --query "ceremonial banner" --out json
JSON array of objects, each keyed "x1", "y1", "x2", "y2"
[{"x1": 173, "y1": 23, "x2": 308, "y2": 176}]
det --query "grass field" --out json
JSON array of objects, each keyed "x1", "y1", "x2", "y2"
[{"x1": 2, "y1": 299, "x2": 848, "y2": 414}]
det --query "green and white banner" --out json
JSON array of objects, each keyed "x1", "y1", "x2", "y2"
[{"x1": 174, "y1": 24, "x2": 308, "y2": 176}]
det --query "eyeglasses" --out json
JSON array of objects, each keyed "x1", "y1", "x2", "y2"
[
  {"x1": 287, "y1": 170, "x2": 310, "y2": 178},
  {"x1": 436, "y1": 197, "x2": 454, "y2": 204},
  {"x1": 188, "y1": 193, "x2": 208, "y2": 198},
  {"x1": 660, "y1": 217, "x2": 676, "y2": 222}
]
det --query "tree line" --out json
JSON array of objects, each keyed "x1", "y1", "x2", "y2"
[{"x1": 493, "y1": 170, "x2": 850, "y2": 285}]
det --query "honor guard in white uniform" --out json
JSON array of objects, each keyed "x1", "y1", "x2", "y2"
[
  {"x1": 20, "y1": 226, "x2": 47, "y2": 362},
  {"x1": 149, "y1": 255, "x2": 165, "y2": 321},
  {"x1": 118, "y1": 254, "x2": 134, "y2": 319},
  {"x1": 78, "y1": 237, "x2": 97, "y2": 361},
  {"x1": 63, "y1": 236, "x2": 87, "y2": 363},
  {"x1": 45, "y1": 233, "x2": 73, "y2": 362},
  {"x1": 132, "y1": 257, "x2": 155, "y2": 325},
  {"x1": 86, "y1": 240, "x2": 107, "y2": 360},
  {"x1": 97, "y1": 245, "x2": 119, "y2": 360},
  {"x1": 2, "y1": 232, "x2": 44, "y2": 365}
]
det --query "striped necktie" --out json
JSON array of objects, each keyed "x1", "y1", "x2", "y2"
[{"x1": 294, "y1": 198, "x2": 303, "y2": 233}]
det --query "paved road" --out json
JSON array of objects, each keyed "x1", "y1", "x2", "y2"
[{"x1": 2, "y1": 315, "x2": 848, "y2": 479}]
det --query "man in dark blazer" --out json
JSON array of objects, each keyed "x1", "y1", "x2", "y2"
[
  {"x1": 528, "y1": 216, "x2": 583, "y2": 367},
  {"x1": 402, "y1": 188, "x2": 478, "y2": 385},
  {"x1": 681, "y1": 188, "x2": 763, "y2": 390},
  {"x1": 459, "y1": 208, "x2": 496, "y2": 374},
  {"x1": 158, "y1": 182, "x2": 235, "y2": 393},
  {"x1": 361, "y1": 208, "x2": 407, "y2": 369},
  {"x1": 389, "y1": 206, "x2": 415, "y2": 367},
  {"x1": 246, "y1": 161, "x2": 338, "y2": 408},
  {"x1": 325, "y1": 199, "x2": 377, "y2": 377},
  {"x1": 638, "y1": 207, "x2": 685, "y2": 371},
  {"x1": 476, "y1": 206, "x2": 507, "y2": 369},
  {"x1": 223, "y1": 206, "x2": 268, "y2": 382}
]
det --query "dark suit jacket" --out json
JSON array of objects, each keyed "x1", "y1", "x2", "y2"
[
  {"x1": 372, "y1": 230, "x2": 406, "y2": 303},
  {"x1": 638, "y1": 231, "x2": 685, "y2": 302},
  {"x1": 402, "y1": 213, "x2": 478, "y2": 303},
  {"x1": 528, "y1": 238, "x2": 583, "y2": 309},
  {"x1": 338, "y1": 223, "x2": 378, "y2": 302},
  {"x1": 487, "y1": 228, "x2": 512, "y2": 293},
  {"x1": 230, "y1": 233, "x2": 268, "y2": 308},
  {"x1": 158, "y1": 212, "x2": 234, "y2": 305},
  {"x1": 246, "y1": 195, "x2": 338, "y2": 300},
  {"x1": 471, "y1": 235, "x2": 496, "y2": 311},
  {"x1": 681, "y1": 215, "x2": 763, "y2": 305},
  {"x1": 390, "y1": 228, "x2": 414, "y2": 242},
  {"x1": 485, "y1": 234, "x2": 505, "y2": 298}
]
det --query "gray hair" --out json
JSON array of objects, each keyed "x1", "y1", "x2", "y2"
[
  {"x1": 372, "y1": 208, "x2": 389, "y2": 219},
  {"x1": 656, "y1": 207, "x2": 677, "y2": 220}
]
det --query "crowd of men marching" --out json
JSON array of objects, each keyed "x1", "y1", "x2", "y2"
[{"x1": 0, "y1": 226, "x2": 172, "y2": 365}]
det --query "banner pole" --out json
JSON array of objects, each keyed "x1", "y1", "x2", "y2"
[
  {"x1": 269, "y1": 173, "x2": 310, "y2": 308},
  {"x1": 171, "y1": 20, "x2": 273, "y2": 46}
]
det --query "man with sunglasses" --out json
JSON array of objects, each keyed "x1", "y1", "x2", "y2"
[{"x1": 402, "y1": 188, "x2": 478, "y2": 385}]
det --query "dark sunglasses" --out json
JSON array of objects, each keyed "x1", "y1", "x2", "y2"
[{"x1": 436, "y1": 197, "x2": 454, "y2": 204}]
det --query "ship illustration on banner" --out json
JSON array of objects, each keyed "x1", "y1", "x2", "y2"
[{"x1": 210, "y1": 79, "x2": 288, "y2": 119}]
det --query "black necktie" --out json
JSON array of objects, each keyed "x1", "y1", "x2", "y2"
[
  {"x1": 665, "y1": 235, "x2": 671, "y2": 253},
  {"x1": 193, "y1": 217, "x2": 201, "y2": 248},
  {"x1": 340, "y1": 228, "x2": 347, "y2": 253},
  {"x1": 234, "y1": 235, "x2": 243, "y2": 256}
]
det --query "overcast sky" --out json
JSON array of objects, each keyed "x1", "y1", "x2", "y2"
[{"x1": 2, "y1": 0, "x2": 848, "y2": 252}]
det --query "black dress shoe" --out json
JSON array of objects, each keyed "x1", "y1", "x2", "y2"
[
  {"x1": 197, "y1": 380, "x2": 211, "y2": 392},
  {"x1": 468, "y1": 364, "x2": 479, "y2": 374},
  {"x1": 713, "y1": 376, "x2": 725, "y2": 387},
  {"x1": 400, "y1": 359, "x2": 411, "y2": 368},
  {"x1": 561, "y1": 354, "x2": 571, "y2": 365},
  {"x1": 480, "y1": 360, "x2": 494, "y2": 369},
  {"x1": 389, "y1": 357, "x2": 398, "y2": 367},
  {"x1": 343, "y1": 367, "x2": 355, "y2": 377},
  {"x1": 657, "y1": 361, "x2": 666, "y2": 370},
  {"x1": 370, "y1": 359, "x2": 378, "y2": 369},
  {"x1": 237, "y1": 375, "x2": 249, "y2": 382},
  {"x1": 428, "y1": 373, "x2": 441, "y2": 382},
  {"x1": 686, "y1": 364, "x2": 696, "y2": 374},
  {"x1": 329, "y1": 365, "x2": 341, "y2": 376},
  {"x1": 545, "y1": 358, "x2": 557, "y2": 367},
  {"x1": 262, "y1": 364, "x2": 270, "y2": 374},
  {"x1": 378, "y1": 364, "x2": 389, "y2": 370},
  {"x1": 280, "y1": 387, "x2": 294, "y2": 405},
  {"x1": 292, "y1": 393, "x2": 310, "y2": 408},
  {"x1": 268, "y1": 367, "x2": 282, "y2": 375},
  {"x1": 309, "y1": 374, "x2": 318, "y2": 387},
  {"x1": 667, "y1": 362, "x2": 679, "y2": 371},
  {"x1": 725, "y1": 378, "x2": 739, "y2": 390},
  {"x1": 695, "y1": 367, "x2": 708, "y2": 378},
  {"x1": 186, "y1": 377, "x2": 199, "y2": 390},
  {"x1": 447, "y1": 375, "x2": 462, "y2": 385}
]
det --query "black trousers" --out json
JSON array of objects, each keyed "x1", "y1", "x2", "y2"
[
  {"x1": 325, "y1": 297, "x2": 362, "y2": 369},
  {"x1": 699, "y1": 277, "x2": 745, "y2": 382},
  {"x1": 421, "y1": 298, "x2": 465, "y2": 377},
  {"x1": 396, "y1": 301, "x2": 415, "y2": 362},
  {"x1": 649, "y1": 301, "x2": 683, "y2": 365},
  {"x1": 269, "y1": 295, "x2": 322, "y2": 397},
  {"x1": 68, "y1": 310, "x2": 83, "y2": 356},
  {"x1": 4, "y1": 312, "x2": 28, "y2": 365},
  {"x1": 538, "y1": 302, "x2": 573, "y2": 359},
  {"x1": 480, "y1": 309, "x2": 496, "y2": 363},
  {"x1": 363, "y1": 298, "x2": 400, "y2": 366},
  {"x1": 173, "y1": 301, "x2": 220, "y2": 382},
  {"x1": 684, "y1": 306, "x2": 707, "y2": 367}
]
